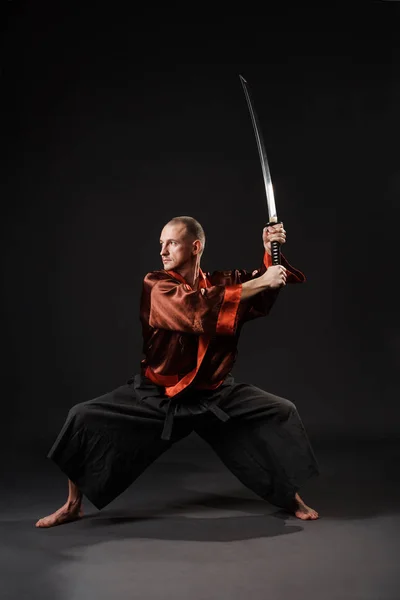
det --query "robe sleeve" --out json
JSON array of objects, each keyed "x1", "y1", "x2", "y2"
[{"x1": 143, "y1": 273, "x2": 242, "y2": 336}]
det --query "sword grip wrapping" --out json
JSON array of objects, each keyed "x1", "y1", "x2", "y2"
[
  {"x1": 271, "y1": 241, "x2": 281, "y2": 266},
  {"x1": 266, "y1": 220, "x2": 282, "y2": 265}
]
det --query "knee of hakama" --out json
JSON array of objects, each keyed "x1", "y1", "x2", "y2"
[
  {"x1": 67, "y1": 402, "x2": 91, "y2": 428},
  {"x1": 277, "y1": 398, "x2": 297, "y2": 420}
]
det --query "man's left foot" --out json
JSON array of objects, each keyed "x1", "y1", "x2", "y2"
[{"x1": 293, "y1": 493, "x2": 319, "y2": 520}]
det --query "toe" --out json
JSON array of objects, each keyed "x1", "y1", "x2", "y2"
[{"x1": 296, "y1": 512, "x2": 309, "y2": 520}]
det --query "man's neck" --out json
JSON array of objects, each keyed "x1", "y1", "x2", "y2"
[{"x1": 175, "y1": 261, "x2": 201, "y2": 290}]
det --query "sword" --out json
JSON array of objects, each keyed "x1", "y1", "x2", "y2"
[{"x1": 239, "y1": 75, "x2": 281, "y2": 266}]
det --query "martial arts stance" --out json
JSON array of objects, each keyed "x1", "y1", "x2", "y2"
[{"x1": 36, "y1": 216, "x2": 319, "y2": 528}]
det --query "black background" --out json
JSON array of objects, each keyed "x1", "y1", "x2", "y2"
[{"x1": 2, "y1": 2, "x2": 399, "y2": 461}]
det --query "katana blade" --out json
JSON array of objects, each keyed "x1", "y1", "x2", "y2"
[
  {"x1": 240, "y1": 75, "x2": 277, "y2": 222},
  {"x1": 240, "y1": 74, "x2": 281, "y2": 265}
]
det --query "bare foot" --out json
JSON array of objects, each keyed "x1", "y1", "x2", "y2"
[
  {"x1": 293, "y1": 493, "x2": 319, "y2": 520},
  {"x1": 35, "y1": 501, "x2": 83, "y2": 528}
]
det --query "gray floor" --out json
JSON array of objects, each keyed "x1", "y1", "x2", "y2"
[{"x1": 1, "y1": 436, "x2": 399, "y2": 600}]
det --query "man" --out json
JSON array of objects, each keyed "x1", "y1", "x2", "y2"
[{"x1": 36, "y1": 216, "x2": 319, "y2": 528}]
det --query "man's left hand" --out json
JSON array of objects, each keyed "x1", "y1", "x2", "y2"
[{"x1": 263, "y1": 223, "x2": 286, "y2": 255}]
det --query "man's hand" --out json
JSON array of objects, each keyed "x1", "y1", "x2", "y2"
[
  {"x1": 263, "y1": 223, "x2": 286, "y2": 255},
  {"x1": 259, "y1": 264, "x2": 287, "y2": 289}
]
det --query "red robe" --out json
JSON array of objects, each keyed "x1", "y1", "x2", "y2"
[{"x1": 140, "y1": 252, "x2": 305, "y2": 398}]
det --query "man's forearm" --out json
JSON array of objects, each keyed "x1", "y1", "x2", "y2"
[{"x1": 240, "y1": 278, "x2": 268, "y2": 301}]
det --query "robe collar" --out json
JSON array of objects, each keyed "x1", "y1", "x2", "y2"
[{"x1": 164, "y1": 268, "x2": 209, "y2": 289}]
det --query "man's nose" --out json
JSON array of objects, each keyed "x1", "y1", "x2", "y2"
[{"x1": 160, "y1": 246, "x2": 168, "y2": 256}]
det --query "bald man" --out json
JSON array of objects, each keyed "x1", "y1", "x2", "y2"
[{"x1": 36, "y1": 216, "x2": 319, "y2": 528}]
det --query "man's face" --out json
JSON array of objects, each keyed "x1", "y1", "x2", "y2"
[{"x1": 160, "y1": 223, "x2": 195, "y2": 271}]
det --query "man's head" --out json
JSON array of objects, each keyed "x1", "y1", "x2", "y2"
[{"x1": 160, "y1": 216, "x2": 205, "y2": 272}]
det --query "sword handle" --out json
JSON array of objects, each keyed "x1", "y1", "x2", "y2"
[{"x1": 266, "y1": 221, "x2": 282, "y2": 266}]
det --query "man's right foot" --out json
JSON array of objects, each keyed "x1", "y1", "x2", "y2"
[{"x1": 35, "y1": 501, "x2": 83, "y2": 528}]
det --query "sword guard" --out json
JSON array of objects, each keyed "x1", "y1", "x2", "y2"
[{"x1": 266, "y1": 220, "x2": 282, "y2": 266}]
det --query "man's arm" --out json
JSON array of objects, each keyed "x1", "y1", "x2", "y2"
[{"x1": 241, "y1": 264, "x2": 287, "y2": 300}]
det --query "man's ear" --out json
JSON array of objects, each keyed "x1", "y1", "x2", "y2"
[{"x1": 192, "y1": 240, "x2": 202, "y2": 255}]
